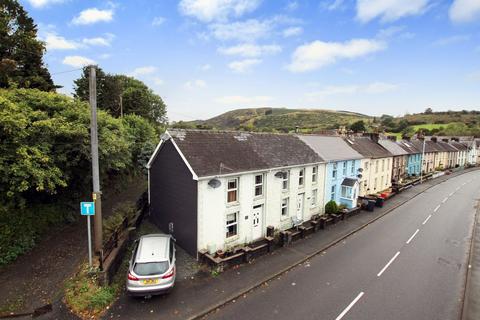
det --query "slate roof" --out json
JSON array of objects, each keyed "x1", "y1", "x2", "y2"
[
  {"x1": 165, "y1": 129, "x2": 324, "y2": 177},
  {"x1": 343, "y1": 136, "x2": 393, "y2": 159},
  {"x1": 341, "y1": 178, "x2": 358, "y2": 187},
  {"x1": 437, "y1": 141, "x2": 458, "y2": 152},
  {"x1": 296, "y1": 135, "x2": 363, "y2": 162},
  {"x1": 450, "y1": 141, "x2": 468, "y2": 151},
  {"x1": 410, "y1": 139, "x2": 437, "y2": 153},
  {"x1": 397, "y1": 140, "x2": 421, "y2": 154},
  {"x1": 378, "y1": 139, "x2": 409, "y2": 156}
]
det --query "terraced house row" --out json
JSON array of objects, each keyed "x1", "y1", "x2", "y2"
[{"x1": 146, "y1": 129, "x2": 480, "y2": 257}]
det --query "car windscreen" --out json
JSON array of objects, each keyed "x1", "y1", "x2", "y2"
[{"x1": 134, "y1": 261, "x2": 169, "y2": 276}]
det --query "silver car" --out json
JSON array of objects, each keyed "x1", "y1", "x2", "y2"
[{"x1": 126, "y1": 234, "x2": 176, "y2": 296}]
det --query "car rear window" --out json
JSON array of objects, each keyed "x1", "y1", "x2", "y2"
[{"x1": 134, "y1": 261, "x2": 169, "y2": 276}]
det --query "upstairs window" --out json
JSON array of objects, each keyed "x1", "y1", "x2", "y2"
[
  {"x1": 351, "y1": 162, "x2": 355, "y2": 174},
  {"x1": 226, "y1": 212, "x2": 238, "y2": 238},
  {"x1": 299, "y1": 168, "x2": 305, "y2": 186},
  {"x1": 312, "y1": 166, "x2": 318, "y2": 183},
  {"x1": 332, "y1": 163, "x2": 337, "y2": 178},
  {"x1": 343, "y1": 162, "x2": 347, "y2": 175},
  {"x1": 254, "y1": 174, "x2": 264, "y2": 197},
  {"x1": 382, "y1": 159, "x2": 385, "y2": 171},
  {"x1": 227, "y1": 178, "x2": 239, "y2": 203},
  {"x1": 375, "y1": 160, "x2": 379, "y2": 173},
  {"x1": 282, "y1": 171, "x2": 289, "y2": 190}
]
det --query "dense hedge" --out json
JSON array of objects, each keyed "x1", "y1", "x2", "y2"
[{"x1": 0, "y1": 89, "x2": 159, "y2": 265}]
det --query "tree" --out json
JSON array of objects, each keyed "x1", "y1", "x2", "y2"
[
  {"x1": 425, "y1": 107, "x2": 433, "y2": 114},
  {"x1": 73, "y1": 67, "x2": 167, "y2": 124},
  {"x1": 350, "y1": 120, "x2": 366, "y2": 133},
  {"x1": 0, "y1": 0, "x2": 55, "y2": 91}
]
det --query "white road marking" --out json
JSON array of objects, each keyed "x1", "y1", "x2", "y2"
[
  {"x1": 422, "y1": 214, "x2": 432, "y2": 225},
  {"x1": 377, "y1": 251, "x2": 401, "y2": 277},
  {"x1": 462, "y1": 182, "x2": 467, "y2": 186},
  {"x1": 335, "y1": 292, "x2": 365, "y2": 320},
  {"x1": 456, "y1": 187, "x2": 461, "y2": 191},
  {"x1": 449, "y1": 192, "x2": 454, "y2": 197},
  {"x1": 406, "y1": 229, "x2": 420, "y2": 244},
  {"x1": 434, "y1": 205, "x2": 441, "y2": 213},
  {"x1": 442, "y1": 197, "x2": 448, "y2": 203}
]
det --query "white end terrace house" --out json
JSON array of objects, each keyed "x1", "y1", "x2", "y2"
[{"x1": 146, "y1": 129, "x2": 326, "y2": 257}]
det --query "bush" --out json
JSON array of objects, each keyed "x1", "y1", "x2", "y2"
[{"x1": 325, "y1": 200, "x2": 339, "y2": 215}]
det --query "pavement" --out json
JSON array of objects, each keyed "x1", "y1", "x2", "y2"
[{"x1": 97, "y1": 168, "x2": 480, "y2": 320}]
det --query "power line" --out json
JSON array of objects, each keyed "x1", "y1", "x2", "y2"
[{"x1": 51, "y1": 67, "x2": 84, "y2": 75}]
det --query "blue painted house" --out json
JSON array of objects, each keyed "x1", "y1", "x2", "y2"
[
  {"x1": 397, "y1": 140, "x2": 422, "y2": 176},
  {"x1": 298, "y1": 135, "x2": 363, "y2": 210}
]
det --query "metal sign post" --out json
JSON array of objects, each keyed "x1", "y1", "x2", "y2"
[{"x1": 81, "y1": 202, "x2": 95, "y2": 267}]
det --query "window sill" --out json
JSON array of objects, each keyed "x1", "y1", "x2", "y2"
[
  {"x1": 226, "y1": 202, "x2": 240, "y2": 208},
  {"x1": 280, "y1": 215, "x2": 289, "y2": 222},
  {"x1": 225, "y1": 235, "x2": 239, "y2": 243},
  {"x1": 340, "y1": 197, "x2": 353, "y2": 201}
]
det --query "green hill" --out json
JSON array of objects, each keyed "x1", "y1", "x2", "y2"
[{"x1": 178, "y1": 107, "x2": 372, "y2": 133}]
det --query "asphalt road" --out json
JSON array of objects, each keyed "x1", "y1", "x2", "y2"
[{"x1": 205, "y1": 171, "x2": 480, "y2": 320}]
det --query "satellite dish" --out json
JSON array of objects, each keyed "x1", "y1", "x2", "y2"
[
  {"x1": 208, "y1": 178, "x2": 221, "y2": 188},
  {"x1": 357, "y1": 174, "x2": 363, "y2": 179},
  {"x1": 358, "y1": 168, "x2": 363, "y2": 172},
  {"x1": 275, "y1": 171, "x2": 285, "y2": 178}
]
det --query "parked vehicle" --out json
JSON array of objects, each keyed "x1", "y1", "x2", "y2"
[{"x1": 126, "y1": 234, "x2": 176, "y2": 296}]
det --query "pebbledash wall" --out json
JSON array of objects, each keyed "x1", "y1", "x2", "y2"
[{"x1": 196, "y1": 164, "x2": 326, "y2": 254}]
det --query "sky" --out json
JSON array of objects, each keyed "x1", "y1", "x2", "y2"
[{"x1": 20, "y1": 0, "x2": 480, "y2": 121}]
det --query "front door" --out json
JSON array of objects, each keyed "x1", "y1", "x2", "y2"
[
  {"x1": 252, "y1": 205, "x2": 263, "y2": 240},
  {"x1": 296, "y1": 193, "x2": 304, "y2": 220}
]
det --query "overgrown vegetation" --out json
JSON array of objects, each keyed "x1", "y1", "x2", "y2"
[
  {"x1": 0, "y1": 89, "x2": 159, "y2": 265},
  {"x1": 65, "y1": 262, "x2": 126, "y2": 319},
  {"x1": 103, "y1": 201, "x2": 137, "y2": 243}
]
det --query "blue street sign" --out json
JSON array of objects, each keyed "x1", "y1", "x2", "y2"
[{"x1": 80, "y1": 202, "x2": 95, "y2": 215}]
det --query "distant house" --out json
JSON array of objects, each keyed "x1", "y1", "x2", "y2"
[
  {"x1": 437, "y1": 139, "x2": 458, "y2": 169},
  {"x1": 450, "y1": 139, "x2": 468, "y2": 167},
  {"x1": 297, "y1": 135, "x2": 363, "y2": 209},
  {"x1": 397, "y1": 140, "x2": 422, "y2": 176},
  {"x1": 410, "y1": 139, "x2": 436, "y2": 173},
  {"x1": 345, "y1": 134, "x2": 393, "y2": 196},
  {"x1": 147, "y1": 129, "x2": 325, "y2": 256},
  {"x1": 378, "y1": 137, "x2": 409, "y2": 184}
]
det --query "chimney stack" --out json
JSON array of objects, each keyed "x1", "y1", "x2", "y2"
[
  {"x1": 387, "y1": 135, "x2": 397, "y2": 142},
  {"x1": 431, "y1": 136, "x2": 437, "y2": 143}
]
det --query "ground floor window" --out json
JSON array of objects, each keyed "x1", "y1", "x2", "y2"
[
  {"x1": 226, "y1": 212, "x2": 238, "y2": 238},
  {"x1": 331, "y1": 185, "x2": 336, "y2": 200},
  {"x1": 281, "y1": 198, "x2": 289, "y2": 216},
  {"x1": 311, "y1": 189, "x2": 317, "y2": 207},
  {"x1": 341, "y1": 186, "x2": 352, "y2": 199}
]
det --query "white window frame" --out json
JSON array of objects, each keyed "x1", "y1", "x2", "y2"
[
  {"x1": 332, "y1": 163, "x2": 337, "y2": 178},
  {"x1": 281, "y1": 198, "x2": 289, "y2": 217},
  {"x1": 311, "y1": 189, "x2": 317, "y2": 207},
  {"x1": 312, "y1": 166, "x2": 318, "y2": 184},
  {"x1": 343, "y1": 162, "x2": 347, "y2": 175},
  {"x1": 341, "y1": 185, "x2": 352, "y2": 199},
  {"x1": 351, "y1": 161, "x2": 355, "y2": 174},
  {"x1": 254, "y1": 173, "x2": 264, "y2": 197},
  {"x1": 298, "y1": 168, "x2": 305, "y2": 187},
  {"x1": 226, "y1": 212, "x2": 239, "y2": 239},
  {"x1": 375, "y1": 160, "x2": 379, "y2": 173},
  {"x1": 282, "y1": 171, "x2": 289, "y2": 191},
  {"x1": 227, "y1": 177, "x2": 239, "y2": 204},
  {"x1": 331, "y1": 185, "x2": 336, "y2": 200}
]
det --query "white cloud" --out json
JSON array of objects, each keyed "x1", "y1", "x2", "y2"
[
  {"x1": 215, "y1": 95, "x2": 273, "y2": 105},
  {"x1": 228, "y1": 59, "x2": 261, "y2": 73},
  {"x1": 82, "y1": 34, "x2": 114, "y2": 46},
  {"x1": 152, "y1": 77, "x2": 165, "y2": 86},
  {"x1": 199, "y1": 64, "x2": 212, "y2": 71},
  {"x1": 323, "y1": 0, "x2": 346, "y2": 11},
  {"x1": 288, "y1": 38, "x2": 386, "y2": 73},
  {"x1": 99, "y1": 53, "x2": 111, "y2": 59},
  {"x1": 283, "y1": 26, "x2": 303, "y2": 37},
  {"x1": 185, "y1": 79, "x2": 207, "y2": 88},
  {"x1": 44, "y1": 32, "x2": 81, "y2": 50},
  {"x1": 130, "y1": 66, "x2": 158, "y2": 77},
  {"x1": 356, "y1": 0, "x2": 430, "y2": 23},
  {"x1": 209, "y1": 19, "x2": 272, "y2": 42},
  {"x1": 152, "y1": 16, "x2": 166, "y2": 26},
  {"x1": 179, "y1": 0, "x2": 262, "y2": 22},
  {"x1": 449, "y1": 0, "x2": 480, "y2": 23},
  {"x1": 72, "y1": 8, "x2": 114, "y2": 25},
  {"x1": 285, "y1": 1, "x2": 299, "y2": 11},
  {"x1": 218, "y1": 43, "x2": 281, "y2": 57},
  {"x1": 62, "y1": 55, "x2": 95, "y2": 68},
  {"x1": 433, "y1": 34, "x2": 470, "y2": 46},
  {"x1": 27, "y1": 0, "x2": 63, "y2": 8},
  {"x1": 307, "y1": 82, "x2": 398, "y2": 99}
]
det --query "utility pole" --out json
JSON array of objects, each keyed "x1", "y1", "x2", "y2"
[{"x1": 89, "y1": 66, "x2": 103, "y2": 258}]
